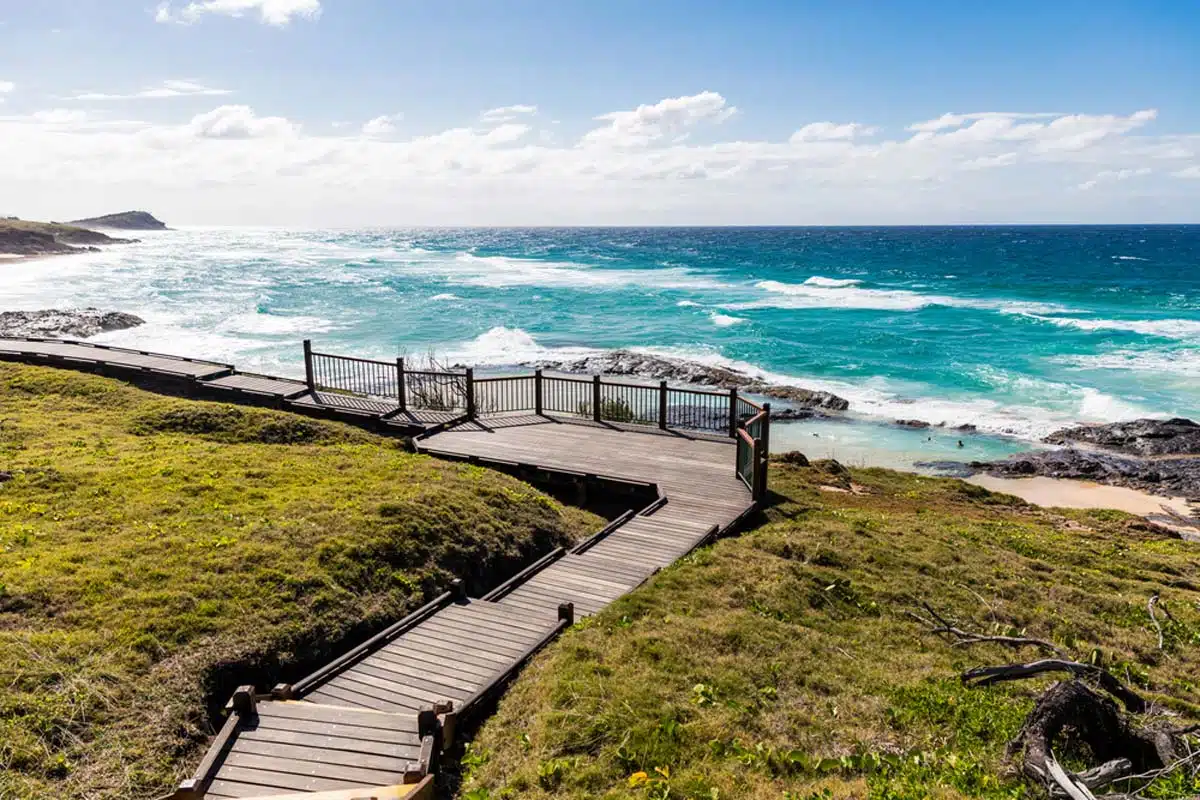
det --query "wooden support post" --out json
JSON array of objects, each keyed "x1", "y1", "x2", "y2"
[
  {"x1": 761, "y1": 402, "x2": 771, "y2": 457},
  {"x1": 592, "y1": 375, "x2": 602, "y2": 422},
  {"x1": 227, "y1": 685, "x2": 257, "y2": 718},
  {"x1": 728, "y1": 388, "x2": 739, "y2": 439},
  {"x1": 465, "y1": 368, "x2": 476, "y2": 420},
  {"x1": 658, "y1": 380, "x2": 668, "y2": 430},
  {"x1": 534, "y1": 368, "x2": 544, "y2": 415},
  {"x1": 451, "y1": 577, "x2": 467, "y2": 603},
  {"x1": 397, "y1": 357, "x2": 407, "y2": 411},
  {"x1": 302, "y1": 339, "x2": 315, "y2": 392},
  {"x1": 753, "y1": 437, "x2": 766, "y2": 502},
  {"x1": 558, "y1": 602, "x2": 575, "y2": 626}
]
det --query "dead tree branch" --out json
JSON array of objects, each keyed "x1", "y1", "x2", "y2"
[
  {"x1": 908, "y1": 601, "x2": 1067, "y2": 657},
  {"x1": 1148, "y1": 594, "x2": 1165, "y2": 651},
  {"x1": 961, "y1": 660, "x2": 1147, "y2": 713}
]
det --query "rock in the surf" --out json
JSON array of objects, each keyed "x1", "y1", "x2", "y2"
[{"x1": 0, "y1": 309, "x2": 145, "y2": 338}]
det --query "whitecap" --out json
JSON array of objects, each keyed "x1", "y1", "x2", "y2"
[
  {"x1": 709, "y1": 312, "x2": 746, "y2": 327},
  {"x1": 1112, "y1": 255, "x2": 1148, "y2": 261},
  {"x1": 443, "y1": 253, "x2": 728, "y2": 291},
  {"x1": 676, "y1": 300, "x2": 702, "y2": 307},
  {"x1": 802, "y1": 276, "x2": 864, "y2": 288},
  {"x1": 430, "y1": 293, "x2": 460, "y2": 301},
  {"x1": 1020, "y1": 313, "x2": 1200, "y2": 340},
  {"x1": 735, "y1": 279, "x2": 1067, "y2": 314}
]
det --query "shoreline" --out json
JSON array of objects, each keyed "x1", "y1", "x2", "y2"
[{"x1": 967, "y1": 474, "x2": 1200, "y2": 540}]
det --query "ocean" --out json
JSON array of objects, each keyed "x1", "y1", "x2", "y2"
[{"x1": 4, "y1": 225, "x2": 1198, "y2": 469}]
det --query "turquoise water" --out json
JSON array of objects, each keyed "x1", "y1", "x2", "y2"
[{"x1": 3, "y1": 225, "x2": 1197, "y2": 467}]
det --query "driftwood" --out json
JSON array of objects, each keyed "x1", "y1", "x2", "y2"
[
  {"x1": 967, "y1": 667, "x2": 1198, "y2": 799},
  {"x1": 962, "y1": 659, "x2": 1147, "y2": 713},
  {"x1": 907, "y1": 602, "x2": 1066, "y2": 656}
]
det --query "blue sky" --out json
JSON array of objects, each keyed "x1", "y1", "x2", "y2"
[{"x1": 1, "y1": 1, "x2": 1198, "y2": 225}]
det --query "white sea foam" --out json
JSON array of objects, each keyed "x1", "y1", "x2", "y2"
[
  {"x1": 1052, "y1": 349, "x2": 1200, "y2": 377},
  {"x1": 676, "y1": 300, "x2": 701, "y2": 307},
  {"x1": 444, "y1": 326, "x2": 604, "y2": 365},
  {"x1": 1112, "y1": 255, "x2": 1148, "y2": 261},
  {"x1": 430, "y1": 293, "x2": 460, "y2": 301},
  {"x1": 802, "y1": 275, "x2": 864, "y2": 288},
  {"x1": 443, "y1": 253, "x2": 728, "y2": 291},
  {"x1": 216, "y1": 313, "x2": 339, "y2": 336},
  {"x1": 731, "y1": 279, "x2": 1066, "y2": 315},
  {"x1": 1020, "y1": 313, "x2": 1200, "y2": 340},
  {"x1": 709, "y1": 311, "x2": 746, "y2": 327}
]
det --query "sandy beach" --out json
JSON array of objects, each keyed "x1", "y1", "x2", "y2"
[{"x1": 967, "y1": 474, "x2": 1200, "y2": 540}]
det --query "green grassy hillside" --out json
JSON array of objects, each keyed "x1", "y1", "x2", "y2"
[
  {"x1": 0, "y1": 363, "x2": 601, "y2": 799},
  {"x1": 459, "y1": 459, "x2": 1200, "y2": 799}
]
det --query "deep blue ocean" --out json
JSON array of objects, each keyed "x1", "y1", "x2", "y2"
[{"x1": 5, "y1": 225, "x2": 1198, "y2": 467}]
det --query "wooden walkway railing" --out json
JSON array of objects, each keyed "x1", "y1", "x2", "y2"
[
  {"x1": 302, "y1": 341, "x2": 771, "y2": 498},
  {"x1": 0, "y1": 336, "x2": 769, "y2": 798}
]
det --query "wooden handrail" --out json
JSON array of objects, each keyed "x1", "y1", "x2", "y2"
[
  {"x1": 481, "y1": 548, "x2": 566, "y2": 601},
  {"x1": 737, "y1": 428, "x2": 756, "y2": 447}
]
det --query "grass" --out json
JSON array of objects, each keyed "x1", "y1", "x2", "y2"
[
  {"x1": 458, "y1": 459, "x2": 1200, "y2": 800},
  {"x1": 0, "y1": 363, "x2": 602, "y2": 799}
]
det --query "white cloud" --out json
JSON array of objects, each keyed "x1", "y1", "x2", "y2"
[
  {"x1": 1077, "y1": 167, "x2": 1151, "y2": 191},
  {"x1": 189, "y1": 105, "x2": 296, "y2": 139},
  {"x1": 70, "y1": 79, "x2": 232, "y2": 101},
  {"x1": 0, "y1": 94, "x2": 1195, "y2": 226},
  {"x1": 908, "y1": 111, "x2": 1059, "y2": 133},
  {"x1": 960, "y1": 152, "x2": 1018, "y2": 170},
  {"x1": 156, "y1": 0, "x2": 321, "y2": 26},
  {"x1": 362, "y1": 113, "x2": 403, "y2": 137},
  {"x1": 582, "y1": 91, "x2": 736, "y2": 148},
  {"x1": 481, "y1": 104, "x2": 537, "y2": 122},
  {"x1": 0, "y1": 81, "x2": 13, "y2": 94},
  {"x1": 789, "y1": 122, "x2": 875, "y2": 143}
]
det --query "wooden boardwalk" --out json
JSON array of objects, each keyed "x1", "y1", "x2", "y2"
[{"x1": 0, "y1": 337, "x2": 763, "y2": 799}]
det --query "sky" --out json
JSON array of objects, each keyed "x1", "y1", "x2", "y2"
[{"x1": 1, "y1": 0, "x2": 1198, "y2": 226}]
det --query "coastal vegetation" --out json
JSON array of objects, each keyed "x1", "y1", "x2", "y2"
[
  {"x1": 0, "y1": 362, "x2": 601, "y2": 799},
  {"x1": 0, "y1": 218, "x2": 134, "y2": 256},
  {"x1": 458, "y1": 458, "x2": 1200, "y2": 799},
  {"x1": 70, "y1": 211, "x2": 168, "y2": 231}
]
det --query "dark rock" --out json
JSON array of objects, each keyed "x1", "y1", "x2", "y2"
[
  {"x1": 981, "y1": 448, "x2": 1200, "y2": 500},
  {"x1": 955, "y1": 424, "x2": 978, "y2": 432},
  {"x1": 1044, "y1": 418, "x2": 1200, "y2": 457},
  {"x1": 776, "y1": 451, "x2": 810, "y2": 466},
  {"x1": 525, "y1": 350, "x2": 851, "y2": 412},
  {"x1": 0, "y1": 219, "x2": 136, "y2": 256},
  {"x1": 895, "y1": 419, "x2": 931, "y2": 429},
  {"x1": 0, "y1": 309, "x2": 145, "y2": 338},
  {"x1": 914, "y1": 461, "x2": 979, "y2": 478},
  {"x1": 771, "y1": 407, "x2": 818, "y2": 421},
  {"x1": 0, "y1": 471, "x2": 12, "y2": 483},
  {"x1": 70, "y1": 211, "x2": 168, "y2": 231}
]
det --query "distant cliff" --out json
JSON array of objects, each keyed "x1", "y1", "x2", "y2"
[
  {"x1": 70, "y1": 211, "x2": 168, "y2": 231},
  {"x1": 0, "y1": 219, "x2": 136, "y2": 256}
]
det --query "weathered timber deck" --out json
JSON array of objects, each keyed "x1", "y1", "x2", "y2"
[{"x1": 0, "y1": 338, "x2": 761, "y2": 798}]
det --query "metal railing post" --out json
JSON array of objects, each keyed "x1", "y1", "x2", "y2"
[
  {"x1": 534, "y1": 369, "x2": 544, "y2": 415},
  {"x1": 303, "y1": 339, "x2": 315, "y2": 392},
  {"x1": 728, "y1": 388, "x2": 739, "y2": 439},
  {"x1": 592, "y1": 375, "x2": 602, "y2": 422},
  {"x1": 658, "y1": 381, "x2": 668, "y2": 430},
  {"x1": 397, "y1": 357, "x2": 407, "y2": 412},
  {"x1": 466, "y1": 368, "x2": 476, "y2": 420}
]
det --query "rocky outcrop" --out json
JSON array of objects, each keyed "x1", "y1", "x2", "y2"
[
  {"x1": 0, "y1": 219, "x2": 136, "y2": 256},
  {"x1": 0, "y1": 309, "x2": 145, "y2": 338},
  {"x1": 522, "y1": 350, "x2": 850, "y2": 412},
  {"x1": 978, "y1": 449, "x2": 1200, "y2": 500},
  {"x1": 1044, "y1": 418, "x2": 1200, "y2": 457},
  {"x1": 70, "y1": 211, "x2": 168, "y2": 231}
]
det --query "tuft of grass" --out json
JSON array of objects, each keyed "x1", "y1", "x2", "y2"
[
  {"x1": 0, "y1": 363, "x2": 601, "y2": 799},
  {"x1": 460, "y1": 461, "x2": 1200, "y2": 800}
]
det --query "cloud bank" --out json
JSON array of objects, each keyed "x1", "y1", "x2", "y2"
[{"x1": 0, "y1": 91, "x2": 1195, "y2": 226}]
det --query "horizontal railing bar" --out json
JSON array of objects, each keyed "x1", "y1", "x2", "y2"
[
  {"x1": 738, "y1": 428, "x2": 757, "y2": 447},
  {"x1": 310, "y1": 351, "x2": 395, "y2": 367},
  {"x1": 739, "y1": 396, "x2": 765, "y2": 411},
  {"x1": 744, "y1": 410, "x2": 768, "y2": 428},
  {"x1": 405, "y1": 369, "x2": 468, "y2": 378},
  {"x1": 481, "y1": 547, "x2": 567, "y2": 601},
  {"x1": 667, "y1": 387, "x2": 730, "y2": 399}
]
